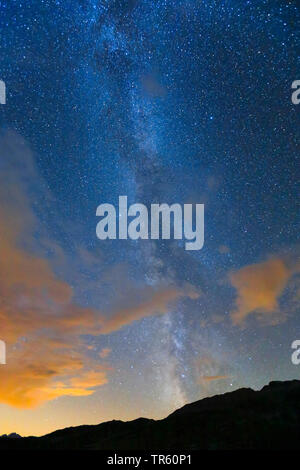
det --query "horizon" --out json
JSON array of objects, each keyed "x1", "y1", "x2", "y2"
[{"x1": 2, "y1": 378, "x2": 296, "y2": 438}]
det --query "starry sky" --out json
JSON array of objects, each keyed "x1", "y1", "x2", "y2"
[{"x1": 0, "y1": 0, "x2": 299, "y2": 437}]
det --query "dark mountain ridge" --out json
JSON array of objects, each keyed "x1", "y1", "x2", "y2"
[{"x1": 1, "y1": 380, "x2": 300, "y2": 450}]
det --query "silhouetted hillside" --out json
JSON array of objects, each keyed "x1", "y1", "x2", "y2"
[{"x1": 1, "y1": 380, "x2": 300, "y2": 450}]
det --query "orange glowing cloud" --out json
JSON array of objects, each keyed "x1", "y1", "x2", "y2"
[
  {"x1": 0, "y1": 132, "x2": 199, "y2": 408},
  {"x1": 200, "y1": 375, "x2": 229, "y2": 382},
  {"x1": 0, "y1": 339, "x2": 109, "y2": 408},
  {"x1": 99, "y1": 348, "x2": 111, "y2": 359},
  {"x1": 195, "y1": 355, "x2": 232, "y2": 389},
  {"x1": 230, "y1": 257, "x2": 299, "y2": 326}
]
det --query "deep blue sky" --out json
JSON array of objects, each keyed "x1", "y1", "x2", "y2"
[{"x1": 0, "y1": 0, "x2": 299, "y2": 436}]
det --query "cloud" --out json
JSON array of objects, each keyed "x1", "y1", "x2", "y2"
[
  {"x1": 0, "y1": 132, "x2": 199, "y2": 408},
  {"x1": 100, "y1": 286, "x2": 200, "y2": 335},
  {"x1": 0, "y1": 339, "x2": 109, "y2": 408},
  {"x1": 0, "y1": 137, "x2": 107, "y2": 406},
  {"x1": 200, "y1": 375, "x2": 229, "y2": 382},
  {"x1": 230, "y1": 257, "x2": 299, "y2": 326},
  {"x1": 99, "y1": 347, "x2": 111, "y2": 359},
  {"x1": 69, "y1": 370, "x2": 108, "y2": 389},
  {"x1": 195, "y1": 356, "x2": 231, "y2": 389}
]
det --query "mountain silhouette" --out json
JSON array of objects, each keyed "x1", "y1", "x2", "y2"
[{"x1": 1, "y1": 379, "x2": 300, "y2": 450}]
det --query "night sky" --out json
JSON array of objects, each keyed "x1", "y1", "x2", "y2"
[{"x1": 0, "y1": 0, "x2": 299, "y2": 436}]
